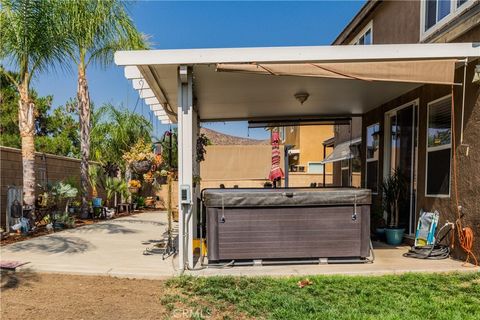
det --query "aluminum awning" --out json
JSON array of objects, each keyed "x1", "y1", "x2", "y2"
[
  {"x1": 321, "y1": 138, "x2": 361, "y2": 164},
  {"x1": 114, "y1": 43, "x2": 479, "y2": 123}
]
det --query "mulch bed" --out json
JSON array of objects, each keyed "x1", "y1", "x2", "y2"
[{"x1": 0, "y1": 208, "x2": 160, "y2": 247}]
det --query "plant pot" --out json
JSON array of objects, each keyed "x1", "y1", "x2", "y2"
[
  {"x1": 128, "y1": 187, "x2": 139, "y2": 194},
  {"x1": 92, "y1": 197, "x2": 103, "y2": 207},
  {"x1": 375, "y1": 227, "x2": 386, "y2": 241},
  {"x1": 385, "y1": 228, "x2": 405, "y2": 246},
  {"x1": 131, "y1": 160, "x2": 152, "y2": 174}
]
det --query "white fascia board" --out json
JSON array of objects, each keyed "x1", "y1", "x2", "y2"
[
  {"x1": 144, "y1": 97, "x2": 160, "y2": 105},
  {"x1": 138, "y1": 88, "x2": 155, "y2": 99},
  {"x1": 160, "y1": 119, "x2": 172, "y2": 124},
  {"x1": 115, "y1": 43, "x2": 479, "y2": 66},
  {"x1": 154, "y1": 110, "x2": 168, "y2": 117},
  {"x1": 124, "y1": 66, "x2": 142, "y2": 79},
  {"x1": 132, "y1": 78, "x2": 150, "y2": 90}
]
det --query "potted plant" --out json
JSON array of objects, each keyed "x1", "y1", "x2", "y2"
[
  {"x1": 88, "y1": 165, "x2": 103, "y2": 210},
  {"x1": 128, "y1": 179, "x2": 141, "y2": 193},
  {"x1": 381, "y1": 168, "x2": 406, "y2": 245},
  {"x1": 123, "y1": 139, "x2": 155, "y2": 174}
]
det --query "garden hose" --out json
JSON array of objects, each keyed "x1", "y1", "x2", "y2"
[{"x1": 403, "y1": 223, "x2": 453, "y2": 260}]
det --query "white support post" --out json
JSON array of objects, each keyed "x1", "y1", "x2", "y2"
[{"x1": 177, "y1": 65, "x2": 196, "y2": 271}]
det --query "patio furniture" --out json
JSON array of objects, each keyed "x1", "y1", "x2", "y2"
[{"x1": 116, "y1": 203, "x2": 130, "y2": 215}]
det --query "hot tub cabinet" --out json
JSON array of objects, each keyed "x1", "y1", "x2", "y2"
[{"x1": 203, "y1": 188, "x2": 371, "y2": 264}]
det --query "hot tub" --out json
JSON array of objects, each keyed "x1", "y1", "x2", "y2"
[{"x1": 203, "y1": 188, "x2": 371, "y2": 264}]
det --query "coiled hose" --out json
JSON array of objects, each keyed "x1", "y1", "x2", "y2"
[{"x1": 403, "y1": 223, "x2": 453, "y2": 260}]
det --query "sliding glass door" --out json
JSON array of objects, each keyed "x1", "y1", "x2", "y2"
[{"x1": 384, "y1": 101, "x2": 418, "y2": 235}]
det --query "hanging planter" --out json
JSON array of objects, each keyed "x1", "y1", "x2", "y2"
[
  {"x1": 131, "y1": 160, "x2": 152, "y2": 174},
  {"x1": 128, "y1": 180, "x2": 141, "y2": 194}
]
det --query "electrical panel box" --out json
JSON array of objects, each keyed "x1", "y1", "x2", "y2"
[{"x1": 180, "y1": 185, "x2": 191, "y2": 204}]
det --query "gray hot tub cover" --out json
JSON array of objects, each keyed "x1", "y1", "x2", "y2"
[{"x1": 202, "y1": 188, "x2": 371, "y2": 207}]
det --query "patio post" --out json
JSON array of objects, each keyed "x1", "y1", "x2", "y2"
[{"x1": 177, "y1": 65, "x2": 196, "y2": 271}]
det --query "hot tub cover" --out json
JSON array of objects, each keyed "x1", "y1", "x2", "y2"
[{"x1": 202, "y1": 188, "x2": 371, "y2": 207}]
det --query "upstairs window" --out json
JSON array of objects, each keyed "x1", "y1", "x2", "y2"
[
  {"x1": 423, "y1": 0, "x2": 474, "y2": 34},
  {"x1": 351, "y1": 21, "x2": 373, "y2": 45}
]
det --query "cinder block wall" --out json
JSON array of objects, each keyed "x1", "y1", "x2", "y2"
[{"x1": 0, "y1": 146, "x2": 103, "y2": 228}]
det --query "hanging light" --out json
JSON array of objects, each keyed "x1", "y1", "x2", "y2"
[{"x1": 294, "y1": 92, "x2": 309, "y2": 105}]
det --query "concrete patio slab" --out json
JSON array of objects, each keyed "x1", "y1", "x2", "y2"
[
  {"x1": 189, "y1": 242, "x2": 479, "y2": 277},
  {"x1": 1, "y1": 211, "x2": 180, "y2": 279},
  {"x1": 1, "y1": 211, "x2": 477, "y2": 278}
]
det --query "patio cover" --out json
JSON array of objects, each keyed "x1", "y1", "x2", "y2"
[
  {"x1": 114, "y1": 42, "x2": 479, "y2": 272},
  {"x1": 115, "y1": 43, "x2": 479, "y2": 123},
  {"x1": 321, "y1": 138, "x2": 361, "y2": 164}
]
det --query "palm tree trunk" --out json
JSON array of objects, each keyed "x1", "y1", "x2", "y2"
[
  {"x1": 18, "y1": 84, "x2": 36, "y2": 208},
  {"x1": 78, "y1": 66, "x2": 91, "y2": 217}
]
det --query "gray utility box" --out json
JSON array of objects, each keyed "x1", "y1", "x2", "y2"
[{"x1": 203, "y1": 188, "x2": 371, "y2": 263}]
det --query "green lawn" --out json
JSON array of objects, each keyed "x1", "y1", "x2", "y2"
[{"x1": 166, "y1": 272, "x2": 480, "y2": 320}]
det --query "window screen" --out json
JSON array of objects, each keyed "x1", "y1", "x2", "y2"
[
  {"x1": 426, "y1": 149, "x2": 451, "y2": 195},
  {"x1": 426, "y1": 96, "x2": 451, "y2": 196}
]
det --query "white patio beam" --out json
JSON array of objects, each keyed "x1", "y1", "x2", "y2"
[
  {"x1": 132, "y1": 78, "x2": 150, "y2": 90},
  {"x1": 138, "y1": 88, "x2": 155, "y2": 99},
  {"x1": 124, "y1": 66, "x2": 142, "y2": 79},
  {"x1": 115, "y1": 43, "x2": 479, "y2": 66},
  {"x1": 144, "y1": 97, "x2": 160, "y2": 105}
]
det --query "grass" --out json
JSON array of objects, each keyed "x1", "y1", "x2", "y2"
[{"x1": 166, "y1": 272, "x2": 480, "y2": 320}]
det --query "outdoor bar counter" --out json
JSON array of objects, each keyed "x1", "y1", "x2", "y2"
[{"x1": 203, "y1": 188, "x2": 372, "y2": 264}]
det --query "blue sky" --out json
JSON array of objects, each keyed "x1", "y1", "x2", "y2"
[{"x1": 32, "y1": 0, "x2": 365, "y2": 140}]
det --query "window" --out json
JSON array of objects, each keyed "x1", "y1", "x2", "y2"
[
  {"x1": 341, "y1": 159, "x2": 350, "y2": 186},
  {"x1": 308, "y1": 162, "x2": 324, "y2": 174},
  {"x1": 426, "y1": 96, "x2": 451, "y2": 197},
  {"x1": 351, "y1": 21, "x2": 373, "y2": 45},
  {"x1": 422, "y1": 0, "x2": 475, "y2": 35},
  {"x1": 366, "y1": 123, "x2": 380, "y2": 193}
]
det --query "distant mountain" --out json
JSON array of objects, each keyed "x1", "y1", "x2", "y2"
[{"x1": 200, "y1": 127, "x2": 269, "y2": 145}]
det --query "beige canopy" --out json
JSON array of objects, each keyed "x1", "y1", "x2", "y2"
[{"x1": 216, "y1": 59, "x2": 457, "y2": 85}]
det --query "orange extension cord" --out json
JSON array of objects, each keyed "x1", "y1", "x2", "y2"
[{"x1": 450, "y1": 88, "x2": 478, "y2": 266}]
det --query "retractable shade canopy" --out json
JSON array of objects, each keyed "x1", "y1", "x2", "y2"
[
  {"x1": 321, "y1": 138, "x2": 362, "y2": 164},
  {"x1": 115, "y1": 43, "x2": 479, "y2": 123}
]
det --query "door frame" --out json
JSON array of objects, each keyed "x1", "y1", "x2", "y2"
[{"x1": 383, "y1": 99, "x2": 419, "y2": 235}]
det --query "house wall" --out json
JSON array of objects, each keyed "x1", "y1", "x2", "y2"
[
  {"x1": 334, "y1": 0, "x2": 480, "y2": 257},
  {"x1": 332, "y1": 117, "x2": 362, "y2": 186},
  {"x1": 362, "y1": 59, "x2": 480, "y2": 258},
  {"x1": 298, "y1": 125, "x2": 334, "y2": 173},
  {"x1": 339, "y1": 0, "x2": 420, "y2": 45}
]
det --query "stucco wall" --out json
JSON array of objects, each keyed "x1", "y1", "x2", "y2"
[{"x1": 362, "y1": 60, "x2": 480, "y2": 258}]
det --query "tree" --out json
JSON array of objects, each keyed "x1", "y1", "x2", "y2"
[
  {"x1": 90, "y1": 103, "x2": 152, "y2": 170},
  {"x1": 57, "y1": 0, "x2": 148, "y2": 215},
  {"x1": 0, "y1": 0, "x2": 69, "y2": 206},
  {"x1": 0, "y1": 70, "x2": 80, "y2": 157}
]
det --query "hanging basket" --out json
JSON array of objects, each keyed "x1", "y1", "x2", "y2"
[
  {"x1": 128, "y1": 187, "x2": 139, "y2": 194},
  {"x1": 131, "y1": 160, "x2": 152, "y2": 174}
]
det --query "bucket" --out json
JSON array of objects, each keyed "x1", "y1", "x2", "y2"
[
  {"x1": 385, "y1": 228, "x2": 405, "y2": 246},
  {"x1": 92, "y1": 197, "x2": 102, "y2": 207}
]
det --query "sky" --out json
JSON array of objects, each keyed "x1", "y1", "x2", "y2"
[{"x1": 31, "y1": 0, "x2": 365, "y2": 140}]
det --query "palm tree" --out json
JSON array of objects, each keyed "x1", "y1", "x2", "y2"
[
  {"x1": 0, "y1": 0, "x2": 69, "y2": 207},
  {"x1": 58, "y1": 0, "x2": 148, "y2": 215}
]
